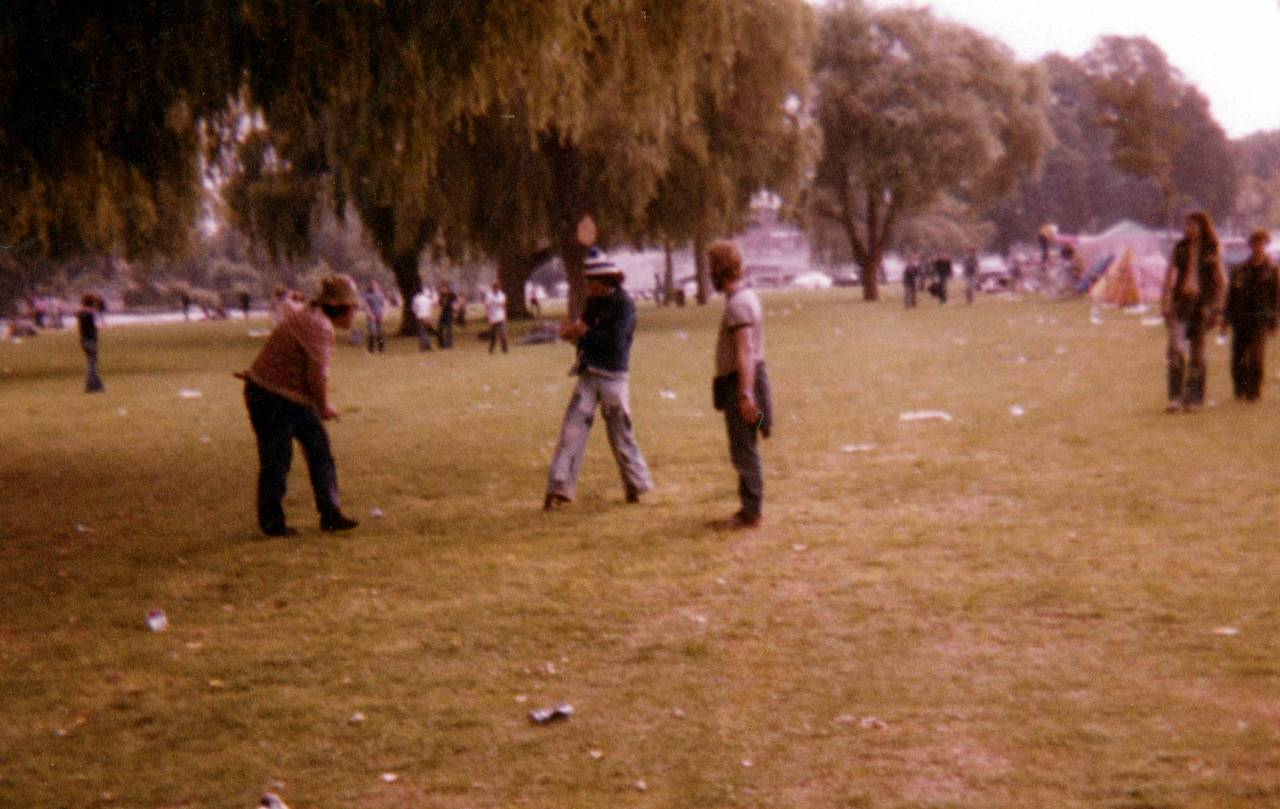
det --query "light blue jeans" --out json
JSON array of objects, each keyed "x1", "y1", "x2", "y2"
[{"x1": 546, "y1": 373, "x2": 653, "y2": 501}]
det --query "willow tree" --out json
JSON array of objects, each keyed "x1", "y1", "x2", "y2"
[
  {"x1": 646, "y1": 0, "x2": 814, "y2": 304},
  {"x1": 812, "y1": 1, "x2": 1050, "y2": 300},
  {"x1": 0, "y1": 4, "x2": 242, "y2": 307}
]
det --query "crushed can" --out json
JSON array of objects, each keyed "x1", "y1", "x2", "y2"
[
  {"x1": 528, "y1": 703, "x2": 574, "y2": 725},
  {"x1": 146, "y1": 609, "x2": 169, "y2": 632}
]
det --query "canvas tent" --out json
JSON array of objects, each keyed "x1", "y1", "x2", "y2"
[{"x1": 1072, "y1": 220, "x2": 1168, "y2": 303}]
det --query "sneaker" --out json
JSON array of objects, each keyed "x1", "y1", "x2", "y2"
[
  {"x1": 543, "y1": 493, "x2": 572, "y2": 512},
  {"x1": 320, "y1": 512, "x2": 359, "y2": 532}
]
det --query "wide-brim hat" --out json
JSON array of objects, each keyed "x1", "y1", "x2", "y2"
[
  {"x1": 583, "y1": 247, "x2": 623, "y2": 278},
  {"x1": 312, "y1": 274, "x2": 359, "y2": 308}
]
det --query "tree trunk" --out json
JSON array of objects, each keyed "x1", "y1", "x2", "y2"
[
  {"x1": 539, "y1": 132, "x2": 592, "y2": 319},
  {"x1": 391, "y1": 251, "x2": 422, "y2": 336},
  {"x1": 497, "y1": 249, "x2": 550, "y2": 320},
  {"x1": 694, "y1": 231, "x2": 710, "y2": 305},
  {"x1": 662, "y1": 239, "x2": 675, "y2": 306}
]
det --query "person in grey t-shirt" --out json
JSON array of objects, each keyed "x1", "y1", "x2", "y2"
[{"x1": 709, "y1": 240, "x2": 771, "y2": 530}]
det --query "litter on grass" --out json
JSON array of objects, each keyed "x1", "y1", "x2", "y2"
[
  {"x1": 379, "y1": 773, "x2": 398, "y2": 784},
  {"x1": 529, "y1": 703, "x2": 574, "y2": 724},
  {"x1": 860, "y1": 716, "x2": 888, "y2": 730},
  {"x1": 635, "y1": 780, "x2": 648, "y2": 792},
  {"x1": 178, "y1": 388, "x2": 203, "y2": 399},
  {"x1": 369, "y1": 507, "x2": 385, "y2": 519},
  {"x1": 247, "y1": 329, "x2": 271, "y2": 338},
  {"x1": 258, "y1": 794, "x2": 290, "y2": 809},
  {"x1": 900, "y1": 410, "x2": 954, "y2": 423},
  {"x1": 349, "y1": 711, "x2": 366, "y2": 725},
  {"x1": 1213, "y1": 626, "x2": 1240, "y2": 636},
  {"x1": 659, "y1": 390, "x2": 678, "y2": 400},
  {"x1": 840, "y1": 443, "x2": 876, "y2": 453},
  {"x1": 1141, "y1": 317, "x2": 1165, "y2": 327},
  {"x1": 589, "y1": 750, "x2": 604, "y2": 761},
  {"x1": 1009, "y1": 405, "x2": 1026, "y2": 417},
  {"x1": 145, "y1": 610, "x2": 169, "y2": 632}
]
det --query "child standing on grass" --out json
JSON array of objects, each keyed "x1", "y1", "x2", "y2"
[{"x1": 77, "y1": 293, "x2": 105, "y2": 393}]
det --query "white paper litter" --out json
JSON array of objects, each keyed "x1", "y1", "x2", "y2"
[
  {"x1": 247, "y1": 329, "x2": 270, "y2": 338},
  {"x1": 1009, "y1": 405, "x2": 1026, "y2": 417},
  {"x1": 900, "y1": 410, "x2": 954, "y2": 423},
  {"x1": 379, "y1": 772, "x2": 398, "y2": 784},
  {"x1": 146, "y1": 610, "x2": 169, "y2": 632},
  {"x1": 659, "y1": 390, "x2": 678, "y2": 400},
  {"x1": 369, "y1": 507, "x2": 385, "y2": 519},
  {"x1": 1212, "y1": 626, "x2": 1240, "y2": 636},
  {"x1": 178, "y1": 388, "x2": 203, "y2": 399},
  {"x1": 840, "y1": 443, "x2": 876, "y2": 453},
  {"x1": 349, "y1": 711, "x2": 366, "y2": 725}
]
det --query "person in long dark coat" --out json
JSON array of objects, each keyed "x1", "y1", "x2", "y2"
[
  {"x1": 1223, "y1": 229, "x2": 1280, "y2": 401},
  {"x1": 1161, "y1": 211, "x2": 1227, "y2": 412}
]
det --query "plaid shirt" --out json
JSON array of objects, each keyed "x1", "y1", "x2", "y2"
[{"x1": 245, "y1": 305, "x2": 334, "y2": 407}]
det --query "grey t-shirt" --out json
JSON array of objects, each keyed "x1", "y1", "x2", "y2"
[{"x1": 715, "y1": 288, "x2": 765, "y2": 376}]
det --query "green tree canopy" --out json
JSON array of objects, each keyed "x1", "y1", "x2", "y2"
[{"x1": 811, "y1": 0, "x2": 1050, "y2": 300}]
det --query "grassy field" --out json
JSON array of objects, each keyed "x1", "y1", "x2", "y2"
[{"x1": 1, "y1": 290, "x2": 1277, "y2": 809}]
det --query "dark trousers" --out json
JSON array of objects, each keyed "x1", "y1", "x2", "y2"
[
  {"x1": 1167, "y1": 318, "x2": 1208, "y2": 405},
  {"x1": 244, "y1": 381, "x2": 341, "y2": 532},
  {"x1": 416, "y1": 317, "x2": 434, "y2": 351},
  {"x1": 366, "y1": 316, "x2": 385, "y2": 353},
  {"x1": 1230, "y1": 325, "x2": 1268, "y2": 400},
  {"x1": 81, "y1": 339, "x2": 105, "y2": 392},
  {"x1": 438, "y1": 317, "x2": 454, "y2": 348},
  {"x1": 488, "y1": 321, "x2": 508, "y2": 353},
  {"x1": 724, "y1": 395, "x2": 764, "y2": 521},
  {"x1": 904, "y1": 283, "x2": 916, "y2": 308}
]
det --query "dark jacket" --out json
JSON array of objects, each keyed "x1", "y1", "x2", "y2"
[
  {"x1": 1225, "y1": 259, "x2": 1280, "y2": 331},
  {"x1": 577, "y1": 287, "x2": 636, "y2": 374},
  {"x1": 1170, "y1": 238, "x2": 1224, "y2": 321},
  {"x1": 77, "y1": 309, "x2": 98, "y2": 343}
]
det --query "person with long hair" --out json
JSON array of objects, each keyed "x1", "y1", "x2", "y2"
[{"x1": 1161, "y1": 211, "x2": 1227, "y2": 412}]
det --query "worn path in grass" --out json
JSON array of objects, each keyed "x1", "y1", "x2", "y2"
[{"x1": 1, "y1": 292, "x2": 1277, "y2": 809}]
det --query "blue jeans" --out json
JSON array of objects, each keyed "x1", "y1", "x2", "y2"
[
  {"x1": 724, "y1": 394, "x2": 763, "y2": 521},
  {"x1": 244, "y1": 381, "x2": 341, "y2": 532},
  {"x1": 546, "y1": 374, "x2": 653, "y2": 500},
  {"x1": 81, "y1": 339, "x2": 105, "y2": 392}
]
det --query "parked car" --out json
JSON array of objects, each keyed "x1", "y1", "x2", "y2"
[{"x1": 791, "y1": 271, "x2": 834, "y2": 290}]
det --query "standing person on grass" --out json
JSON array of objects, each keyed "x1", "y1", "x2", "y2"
[
  {"x1": 237, "y1": 275, "x2": 361, "y2": 537},
  {"x1": 484, "y1": 280, "x2": 509, "y2": 354},
  {"x1": 362, "y1": 281, "x2": 386, "y2": 354},
  {"x1": 1223, "y1": 229, "x2": 1279, "y2": 401},
  {"x1": 411, "y1": 284, "x2": 436, "y2": 352},
  {"x1": 77, "y1": 293, "x2": 106, "y2": 393},
  {"x1": 1162, "y1": 211, "x2": 1227, "y2": 413},
  {"x1": 437, "y1": 282, "x2": 457, "y2": 349},
  {"x1": 544, "y1": 248, "x2": 653, "y2": 511},
  {"x1": 709, "y1": 241, "x2": 772, "y2": 530}
]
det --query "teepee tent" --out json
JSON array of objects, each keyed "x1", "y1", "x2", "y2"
[{"x1": 1075, "y1": 220, "x2": 1168, "y2": 302}]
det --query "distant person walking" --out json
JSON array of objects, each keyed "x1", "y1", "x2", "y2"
[
  {"x1": 363, "y1": 281, "x2": 386, "y2": 354},
  {"x1": 411, "y1": 285, "x2": 436, "y2": 352},
  {"x1": 77, "y1": 293, "x2": 106, "y2": 393},
  {"x1": 709, "y1": 241, "x2": 771, "y2": 530},
  {"x1": 484, "y1": 280, "x2": 509, "y2": 354},
  {"x1": 903, "y1": 256, "x2": 920, "y2": 309},
  {"x1": 237, "y1": 275, "x2": 361, "y2": 537},
  {"x1": 1223, "y1": 229, "x2": 1279, "y2": 401},
  {"x1": 437, "y1": 282, "x2": 456, "y2": 349},
  {"x1": 238, "y1": 290, "x2": 252, "y2": 320},
  {"x1": 930, "y1": 255, "x2": 952, "y2": 304},
  {"x1": 1162, "y1": 211, "x2": 1227, "y2": 413},
  {"x1": 963, "y1": 250, "x2": 979, "y2": 305},
  {"x1": 544, "y1": 248, "x2": 653, "y2": 510}
]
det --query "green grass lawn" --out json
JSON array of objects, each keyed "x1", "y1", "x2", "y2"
[{"x1": 1, "y1": 291, "x2": 1277, "y2": 809}]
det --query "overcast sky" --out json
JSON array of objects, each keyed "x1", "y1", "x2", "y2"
[{"x1": 870, "y1": 0, "x2": 1280, "y2": 138}]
